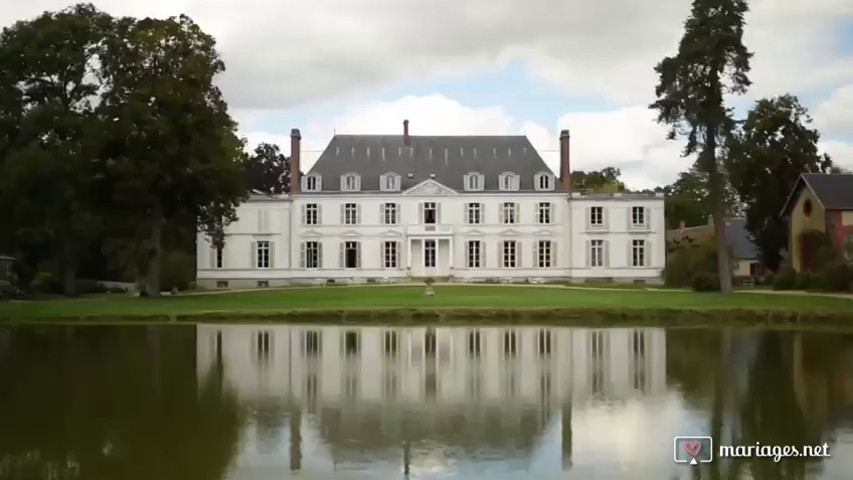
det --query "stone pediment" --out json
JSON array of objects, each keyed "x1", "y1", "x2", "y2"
[
  {"x1": 499, "y1": 228, "x2": 521, "y2": 236},
  {"x1": 403, "y1": 179, "x2": 458, "y2": 197},
  {"x1": 463, "y1": 228, "x2": 485, "y2": 236},
  {"x1": 379, "y1": 229, "x2": 403, "y2": 237},
  {"x1": 300, "y1": 229, "x2": 322, "y2": 238},
  {"x1": 534, "y1": 230, "x2": 555, "y2": 236},
  {"x1": 340, "y1": 230, "x2": 361, "y2": 237}
]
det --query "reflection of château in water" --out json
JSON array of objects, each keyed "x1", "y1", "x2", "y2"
[{"x1": 197, "y1": 325, "x2": 666, "y2": 477}]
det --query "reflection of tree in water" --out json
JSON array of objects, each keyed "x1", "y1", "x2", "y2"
[{"x1": 0, "y1": 325, "x2": 241, "y2": 480}]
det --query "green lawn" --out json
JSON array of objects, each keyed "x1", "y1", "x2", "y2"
[{"x1": 0, "y1": 285, "x2": 845, "y2": 320}]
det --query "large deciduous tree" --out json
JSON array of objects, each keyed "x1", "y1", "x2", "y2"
[
  {"x1": 570, "y1": 167, "x2": 627, "y2": 193},
  {"x1": 662, "y1": 161, "x2": 742, "y2": 229},
  {"x1": 725, "y1": 94, "x2": 833, "y2": 271},
  {"x1": 98, "y1": 14, "x2": 246, "y2": 297},
  {"x1": 243, "y1": 142, "x2": 291, "y2": 195},
  {"x1": 650, "y1": 0, "x2": 753, "y2": 293},
  {"x1": 0, "y1": 3, "x2": 111, "y2": 295}
]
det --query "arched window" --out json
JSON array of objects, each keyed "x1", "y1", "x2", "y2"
[
  {"x1": 499, "y1": 172, "x2": 519, "y2": 191},
  {"x1": 303, "y1": 174, "x2": 322, "y2": 192},
  {"x1": 381, "y1": 172, "x2": 400, "y2": 191},
  {"x1": 464, "y1": 172, "x2": 483, "y2": 191},
  {"x1": 535, "y1": 172, "x2": 554, "y2": 191},
  {"x1": 341, "y1": 173, "x2": 361, "y2": 192}
]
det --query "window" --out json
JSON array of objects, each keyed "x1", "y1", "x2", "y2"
[
  {"x1": 303, "y1": 174, "x2": 321, "y2": 191},
  {"x1": 537, "y1": 202, "x2": 552, "y2": 224},
  {"x1": 500, "y1": 172, "x2": 519, "y2": 191},
  {"x1": 589, "y1": 206, "x2": 604, "y2": 226},
  {"x1": 537, "y1": 329, "x2": 552, "y2": 357},
  {"x1": 381, "y1": 173, "x2": 400, "y2": 191},
  {"x1": 590, "y1": 239, "x2": 604, "y2": 267},
  {"x1": 302, "y1": 241, "x2": 321, "y2": 269},
  {"x1": 257, "y1": 280, "x2": 269, "y2": 288},
  {"x1": 341, "y1": 173, "x2": 360, "y2": 191},
  {"x1": 343, "y1": 203, "x2": 359, "y2": 225},
  {"x1": 343, "y1": 241, "x2": 360, "y2": 269},
  {"x1": 502, "y1": 240, "x2": 518, "y2": 268},
  {"x1": 501, "y1": 202, "x2": 518, "y2": 224},
  {"x1": 465, "y1": 173, "x2": 483, "y2": 191},
  {"x1": 214, "y1": 246, "x2": 223, "y2": 269},
  {"x1": 630, "y1": 330, "x2": 646, "y2": 392},
  {"x1": 216, "y1": 280, "x2": 229, "y2": 289},
  {"x1": 468, "y1": 330, "x2": 482, "y2": 357},
  {"x1": 590, "y1": 331, "x2": 605, "y2": 396},
  {"x1": 503, "y1": 330, "x2": 518, "y2": 357},
  {"x1": 304, "y1": 330, "x2": 321, "y2": 356},
  {"x1": 304, "y1": 203, "x2": 319, "y2": 225},
  {"x1": 466, "y1": 203, "x2": 482, "y2": 224},
  {"x1": 632, "y1": 239, "x2": 646, "y2": 267},
  {"x1": 424, "y1": 240, "x2": 436, "y2": 267},
  {"x1": 537, "y1": 240, "x2": 553, "y2": 268},
  {"x1": 382, "y1": 203, "x2": 398, "y2": 224},
  {"x1": 256, "y1": 241, "x2": 270, "y2": 269},
  {"x1": 423, "y1": 202, "x2": 437, "y2": 224},
  {"x1": 255, "y1": 330, "x2": 271, "y2": 364},
  {"x1": 631, "y1": 206, "x2": 646, "y2": 227},
  {"x1": 343, "y1": 372, "x2": 358, "y2": 399},
  {"x1": 467, "y1": 240, "x2": 482, "y2": 268},
  {"x1": 384, "y1": 370, "x2": 398, "y2": 400},
  {"x1": 343, "y1": 330, "x2": 360, "y2": 357},
  {"x1": 425, "y1": 329, "x2": 437, "y2": 356},
  {"x1": 383, "y1": 330, "x2": 399, "y2": 357},
  {"x1": 535, "y1": 173, "x2": 554, "y2": 191},
  {"x1": 383, "y1": 241, "x2": 399, "y2": 268}
]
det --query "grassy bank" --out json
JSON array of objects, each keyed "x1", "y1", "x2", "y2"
[{"x1": 0, "y1": 285, "x2": 847, "y2": 326}]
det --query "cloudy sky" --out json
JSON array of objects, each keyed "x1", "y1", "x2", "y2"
[{"x1": 5, "y1": 0, "x2": 853, "y2": 189}]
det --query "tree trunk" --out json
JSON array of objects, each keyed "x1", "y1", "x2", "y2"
[
  {"x1": 704, "y1": 130, "x2": 733, "y2": 293},
  {"x1": 145, "y1": 213, "x2": 164, "y2": 297},
  {"x1": 61, "y1": 242, "x2": 76, "y2": 297}
]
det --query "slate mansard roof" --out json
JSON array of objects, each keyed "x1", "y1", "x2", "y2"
[{"x1": 305, "y1": 134, "x2": 562, "y2": 193}]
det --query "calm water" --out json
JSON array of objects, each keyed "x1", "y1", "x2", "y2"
[{"x1": 1, "y1": 325, "x2": 852, "y2": 479}]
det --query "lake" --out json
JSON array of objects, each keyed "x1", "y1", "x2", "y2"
[{"x1": 0, "y1": 324, "x2": 852, "y2": 479}]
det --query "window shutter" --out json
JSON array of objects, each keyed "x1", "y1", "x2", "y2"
[
  {"x1": 301, "y1": 205, "x2": 307, "y2": 225},
  {"x1": 356, "y1": 204, "x2": 362, "y2": 224},
  {"x1": 317, "y1": 205, "x2": 323, "y2": 225},
  {"x1": 534, "y1": 241, "x2": 540, "y2": 268},
  {"x1": 396, "y1": 241, "x2": 401, "y2": 268},
  {"x1": 418, "y1": 203, "x2": 424, "y2": 224},
  {"x1": 515, "y1": 203, "x2": 520, "y2": 224},
  {"x1": 628, "y1": 240, "x2": 633, "y2": 267},
  {"x1": 586, "y1": 207, "x2": 591, "y2": 229},
  {"x1": 269, "y1": 241, "x2": 275, "y2": 268},
  {"x1": 498, "y1": 205, "x2": 505, "y2": 224},
  {"x1": 396, "y1": 203, "x2": 401, "y2": 224},
  {"x1": 300, "y1": 242, "x2": 306, "y2": 268},
  {"x1": 380, "y1": 204, "x2": 385, "y2": 224},
  {"x1": 480, "y1": 203, "x2": 485, "y2": 224},
  {"x1": 604, "y1": 241, "x2": 610, "y2": 267},
  {"x1": 627, "y1": 207, "x2": 632, "y2": 230},
  {"x1": 552, "y1": 241, "x2": 558, "y2": 267},
  {"x1": 550, "y1": 203, "x2": 556, "y2": 224},
  {"x1": 517, "y1": 241, "x2": 522, "y2": 268},
  {"x1": 340, "y1": 204, "x2": 345, "y2": 224},
  {"x1": 356, "y1": 242, "x2": 362, "y2": 268},
  {"x1": 481, "y1": 241, "x2": 486, "y2": 268},
  {"x1": 339, "y1": 242, "x2": 345, "y2": 268},
  {"x1": 646, "y1": 240, "x2": 652, "y2": 267},
  {"x1": 645, "y1": 207, "x2": 651, "y2": 229},
  {"x1": 250, "y1": 241, "x2": 257, "y2": 269},
  {"x1": 602, "y1": 208, "x2": 608, "y2": 230},
  {"x1": 437, "y1": 203, "x2": 442, "y2": 223},
  {"x1": 209, "y1": 247, "x2": 216, "y2": 269},
  {"x1": 318, "y1": 243, "x2": 324, "y2": 268},
  {"x1": 585, "y1": 240, "x2": 590, "y2": 267}
]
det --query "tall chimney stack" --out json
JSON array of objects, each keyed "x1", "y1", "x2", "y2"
[
  {"x1": 403, "y1": 119, "x2": 410, "y2": 147},
  {"x1": 559, "y1": 129, "x2": 571, "y2": 190},
  {"x1": 290, "y1": 128, "x2": 301, "y2": 195}
]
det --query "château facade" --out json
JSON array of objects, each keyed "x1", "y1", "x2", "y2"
[{"x1": 196, "y1": 122, "x2": 665, "y2": 287}]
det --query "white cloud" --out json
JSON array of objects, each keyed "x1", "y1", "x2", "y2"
[
  {"x1": 814, "y1": 84, "x2": 853, "y2": 137},
  {"x1": 4, "y1": 0, "x2": 850, "y2": 109},
  {"x1": 243, "y1": 95, "x2": 691, "y2": 190},
  {"x1": 821, "y1": 140, "x2": 853, "y2": 169}
]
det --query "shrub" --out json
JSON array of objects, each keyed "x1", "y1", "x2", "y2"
[
  {"x1": 424, "y1": 277, "x2": 435, "y2": 286},
  {"x1": 820, "y1": 261, "x2": 851, "y2": 292},
  {"x1": 159, "y1": 250, "x2": 195, "y2": 291},
  {"x1": 76, "y1": 278, "x2": 107, "y2": 294},
  {"x1": 665, "y1": 244, "x2": 718, "y2": 288},
  {"x1": 772, "y1": 268, "x2": 796, "y2": 290},
  {"x1": 691, "y1": 272, "x2": 720, "y2": 292},
  {"x1": 793, "y1": 272, "x2": 823, "y2": 290}
]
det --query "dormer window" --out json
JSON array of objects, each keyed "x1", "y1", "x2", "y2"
[
  {"x1": 464, "y1": 172, "x2": 484, "y2": 191},
  {"x1": 534, "y1": 172, "x2": 555, "y2": 191},
  {"x1": 380, "y1": 172, "x2": 401, "y2": 192},
  {"x1": 341, "y1": 173, "x2": 361, "y2": 192},
  {"x1": 499, "y1": 172, "x2": 520, "y2": 191},
  {"x1": 303, "y1": 174, "x2": 322, "y2": 192}
]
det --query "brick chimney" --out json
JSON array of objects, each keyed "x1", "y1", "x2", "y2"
[
  {"x1": 560, "y1": 129, "x2": 571, "y2": 190},
  {"x1": 290, "y1": 128, "x2": 301, "y2": 195},
  {"x1": 403, "y1": 119, "x2": 410, "y2": 147}
]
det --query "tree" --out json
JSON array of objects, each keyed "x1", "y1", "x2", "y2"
[
  {"x1": 725, "y1": 94, "x2": 833, "y2": 271},
  {"x1": 662, "y1": 161, "x2": 742, "y2": 229},
  {"x1": 97, "y1": 14, "x2": 247, "y2": 297},
  {"x1": 570, "y1": 167, "x2": 627, "y2": 193},
  {"x1": 0, "y1": 4, "x2": 111, "y2": 295},
  {"x1": 243, "y1": 142, "x2": 291, "y2": 195},
  {"x1": 650, "y1": 0, "x2": 753, "y2": 293}
]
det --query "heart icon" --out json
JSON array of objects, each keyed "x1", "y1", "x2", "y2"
[{"x1": 684, "y1": 441, "x2": 701, "y2": 457}]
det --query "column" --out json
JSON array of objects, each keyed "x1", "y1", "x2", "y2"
[
  {"x1": 407, "y1": 238, "x2": 412, "y2": 269},
  {"x1": 421, "y1": 239, "x2": 426, "y2": 270},
  {"x1": 448, "y1": 238, "x2": 454, "y2": 269}
]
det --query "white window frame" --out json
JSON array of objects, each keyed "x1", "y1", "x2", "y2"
[
  {"x1": 424, "y1": 240, "x2": 437, "y2": 267},
  {"x1": 342, "y1": 241, "x2": 361, "y2": 269},
  {"x1": 305, "y1": 203, "x2": 319, "y2": 225},
  {"x1": 590, "y1": 239, "x2": 604, "y2": 268},
  {"x1": 537, "y1": 240, "x2": 553, "y2": 268},
  {"x1": 344, "y1": 203, "x2": 358, "y2": 225},
  {"x1": 590, "y1": 206, "x2": 604, "y2": 227},
  {"x1": 214, "y1": 245, "x2": 223, "y2": 269},
  {"x1": 341, "y1": 173, "x2": 361, "y2": 192},
  {"x1": 256, "y1": 240, "x2": 270, "y2": 269},
  {"x1": 464, "y1": 172, "x2": 484, "y2": 191},
  {"x1": 382, "y1": 202, "x2": 398, "y2": 225},
  {"x1": 501, "y1": 202, "x2": 518, "y2": 224},
  {"x1": 534, "y1": 172, "x2": 554, "y2": 191},
  {"x1": 467, "y1": 240, "x2": 482, "y2": 268},
  {"x1": 381, "y1": 173, "x2": 400, "y2": 192},
  {"x1": 303, "y1": 174, "x2": 322, "y2": 192},
  {"x1": 466, "y1": 202, "x2": 482, "y2": 224},
  {"x1": 537, "y1": 202, "x2": 552, "y2": 224},
  {"x1": 383, "y1": 241, "x2": 399, "y2": 269},
  {"x1": 499, "y1": 172, "x2": 519, "y2": 191},
  {"x1": 304, "y1": 241, "x2": 321, "y2": 269},
  {"x1": 632, "y1": 239, "x2": 646, "y2": 267},
  {"x1": 502, "y1": 240, "x2": 518, "y2": 268}
]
